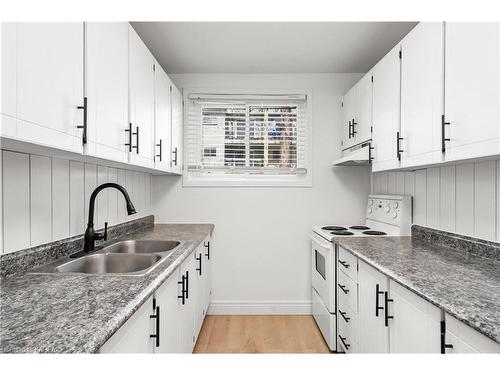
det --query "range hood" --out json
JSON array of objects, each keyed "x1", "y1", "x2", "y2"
[{"x1": 332, "y1": 141, "x2": 372, "y2": 166}]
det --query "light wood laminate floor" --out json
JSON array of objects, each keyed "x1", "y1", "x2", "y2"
[{"x1": 193, "y1": 315, "x2": 331, "y2": 353}]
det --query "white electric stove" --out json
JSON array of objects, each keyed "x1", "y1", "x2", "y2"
[{"x1": 310, "y1": 194, "x2": 412, "y2": 351}]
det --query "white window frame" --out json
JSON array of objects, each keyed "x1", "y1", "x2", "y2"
[{"x1": 182, "y1": 88, "x2": 313, "y2": 187}]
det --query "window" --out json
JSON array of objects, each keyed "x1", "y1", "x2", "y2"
[{"x1": 185, "y1": 91, "x2": 311, "y2": 187}]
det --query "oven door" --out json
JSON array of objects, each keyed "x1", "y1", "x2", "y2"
[{"x1": 310, "y1": 232, "x2": 335, "y2": 313}]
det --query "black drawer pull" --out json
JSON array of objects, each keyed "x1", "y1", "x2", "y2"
[
  {"x1": 441, "y1": 114, "x2": 451, "y2": 153},
  {"x1": 185, "y1": 271, "x2": 189, "y2": 300},
  {"x1": 125, "y1": 123, "x2": 132, "y2": 152},
  {"x1": 339, "y1": 260, "x2": 350, "y2": 269},
  {"x1": 77, "y1": 96, "x2": 87, "y2": 145},
  {"x1": 375, "y1": 284, "x2": 384, "y2": 317},
  {"x1": 132, "y1": 126, "x2": 139, "y2": 154},
  {"x1": 196, "y1": 253, "x2": 202, "y2": 276},
  {"x1": 178, "y1": 275, "x2": 186, "y2": 305},
  {"x1": 156, "y1": 139, "x2": 162, "y2": 161},
  {"x1": 204, "y1": 241, "x2": 210, "y2": 260},
  {"x1": 351, "y1": 118, "x2": 357, "y2": 136},
  {"x1": 172, "y1": 147, "x2": 178, "y2": 166},
  {"x1": 149, "y1": 300, "x2": 160, "y2": 348},
  {"x1": 396, "y1": 131, "x2": 404, "y2": 161},
  {"x1": 384, "y1": 291, "x2": 394, "y2": 327},
  {"x1": 338, "y1": 309, "x2": 350, "y2": 323},
  {"x1": 338, "y1": 284, "x2": 349, "y2": 294},
  {"x1": 348, "y1": 120, "x2": 352, "y2": 139},
  {"x1": 338, "y1": 335, "x2": 350, "y2": 350}
]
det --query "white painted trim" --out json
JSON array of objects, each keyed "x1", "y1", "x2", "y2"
[{"x1": 208, "y1": 300, "x2": 312, "y2": 315}]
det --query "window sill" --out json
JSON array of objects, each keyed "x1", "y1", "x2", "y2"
[{"x1": 182, "y1": 173, "x2": 313, "y2": 187}]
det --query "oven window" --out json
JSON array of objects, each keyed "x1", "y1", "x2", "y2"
[{"x1": 315, "y1": 250, "x2": 326, "y2": 280}]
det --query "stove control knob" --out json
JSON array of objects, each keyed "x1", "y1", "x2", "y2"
[
  {"x1": 393, "y1": 202, "x2": 399, "y2": 209},
  {"x1": 392, "y1": 212, "x2": 398, "y2": 219},
  {"x1": 368, "y1": 208, "x2": 373, "y2": 214},
  {"x1": 369, "y1": 199, "x2": 374, "y2": 206},
  {"x1": 385, "y1": 204, "x2": 390, "y2": 213}
]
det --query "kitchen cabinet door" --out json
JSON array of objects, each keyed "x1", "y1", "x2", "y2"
[
  {"x1": 444, "y1": 23, "x2": 500, "y2": 162},
  {"x1": 1, "y1": 23, "x2": 17, "y2": 137},
  {"x1": 4, "y1": 23, "x2": 84, "y2": 153},
  {"x1": 128, "y1": 25, "x2": 155, "y2": 169},
  {"x1": 154, "y1": 268, "x2": 181, "y2": 353},
  {"x1": 444, "y1": 313, "x2": 500, "y2": 353},
  {"x1": 357, "y1": 260, "x2": 389, "y2": 353},
  {"x1": 179, "y1": 255, "x2": 196, "y2": 353},
  {"x1": 372, "y1": 44, "x2": 401, "y2": 172},
  {"x1": 341, "y1": 86, "x2": 356, "y2": 150},
  {"x1": 388, "y1": 280, "x2": 441, "y2": 353},
  {"x1": 99, "y1": 296, "x2": 154, "y2": 353},
  {"x1": 400, "y1": 22, "x2": 444, "y2": 168},
  {"x1": 153, "y1": 63, "x2": 173, "y2": 172},
  {"x1": 170, "y1": 84, "x2": 183, "y2": 174},
  {"x1": 85, "y1": 22, "x2": 129, "y2": 163},
  {"x1": 353, "y1": 72, "x2": 373, "y2": 145}
]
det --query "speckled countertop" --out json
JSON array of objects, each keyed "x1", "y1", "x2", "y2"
[
  {"x1": 334, "y1": 236, "x2": 500, "y2": 344},
  {"x1": 0, "y1": 224, "x2": 214, "y2": 353}
]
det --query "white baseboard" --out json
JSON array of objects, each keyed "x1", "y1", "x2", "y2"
[{"x1": 208, "y1": 300, "x2": 312, "y2": 315}]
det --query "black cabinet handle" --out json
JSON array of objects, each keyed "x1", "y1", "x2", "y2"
[
  {"x1": 77, "y1": 96, "x2": 87, "y2": 145},
  {"x1": 368, "y1": 144, "x2": 374, "y2": 163},
  {"x1": 338, "y1": 260, "x2": 350, "y2": 269},
  {"x1": 441, "y1": 115, "x2": 451, "y2": 153},
  {"x1": 348, "y1": 120, "x2": 352, "y2": 139},
  {"x1": 384, "y1": 291, "x2": 394, "y2": 327},
  {"x1": 338, "y1": 309, "x2": 350, "y2": 323},
  {"x1": 396, "y1": 131, "x2": 404, "y2": 161},
  {"x1": 132, "y1": 126, "x2": 139, "y2": 154},
  {"x1": 204, "y1": 241, "x2": 210, "y2": 260},
  {"x1": 351, "y1": 118, "x2": 357, "y2": 136},
  {"x1": 156, "y1": 139, "x2": 162, "y2": 161},
  {"x1": 338, "y1": 284, "x2": 349, "y2": 295},
  {"x1": 178, "y1": 275, "x2": 186, "y2": 305},
  {"x1": 338, "y1": 335, "x2": 350, "y2": 350},
  {"x1": 150, "y1": 300, "x2": 160, "y2": 348},
  {"x1": 125, "y1": 123, "x2": 133, "y2": 152},
  {"x1": 172, "y1": 147, "x2": 178, "y2": 166},
  {"x1": 196, "y1": 253, "x2": 202, "y2": 276},
  {"x1": 440, "y1": 321, "x2": 454, "y2": 353},
  {"x1": 185, "y1": 271, "x2": 189, "y2": 300},
  {"x1": 375, "y1": 284, "x2": 384, "y2": 317}
]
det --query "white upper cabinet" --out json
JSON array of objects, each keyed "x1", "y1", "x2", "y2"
[
  {"x1": 1, "y1": 23, "x2": 84, "y2": 153},
  {"x1": 372, "y1": 44, "x2": 401, "y2": 172},
  {"x1": 354, "y1": 72, "x2": 373, "y2": 144},
  {"x1": 128, "y1": 25, "x2": 155, "y2": 169},
  {"x1": 170, "y1": 84, "x2": 183, "y2": 174},
  {"x1": 341, "y1": 74, "x2": 372, "y2": 150},
  {"x1": 400, "y1": 22, "x2": 444, "y2": 168},
  {"x1": 85, "y1": 22, "x2": 129, "y2": 163},
  {"x1": 153, "y1": 62, "x2": 173, "y2": 172},
  {"x1": 444, "y1": 23, "x2": 500, "y2": 162}
]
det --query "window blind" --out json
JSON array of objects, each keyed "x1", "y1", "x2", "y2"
[{"x1": 185, "y1": 93, "x2": 308, "y2": 176}]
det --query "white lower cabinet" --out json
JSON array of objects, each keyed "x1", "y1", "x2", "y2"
[
  {"x1": 357, "y1": 260, "x2": 389, "y2": 353},
  {"x1": 99, "y1": 296, "x2": 155, "y2": 353},
  {"x1": 444, "y1": 313, "x2": 500, "y2": 353},
  {"x1": 388, "y1": 280, "x2": 441, "y2": 353},
  {"x1": 99, "y1": 240, "x2": 212, "y2": 353}
]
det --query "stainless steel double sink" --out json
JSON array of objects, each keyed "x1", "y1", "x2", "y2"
[{"x1": 32, "y1": 240, "x2": 182, "y2": 276}]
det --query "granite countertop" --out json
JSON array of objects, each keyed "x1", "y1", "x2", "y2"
[
  {"x1": 0, "y1": 224, "x2": 214, "y2": 353},
  {"x1": 334, "y1": 236, "x2": 500, "y2": 344}
]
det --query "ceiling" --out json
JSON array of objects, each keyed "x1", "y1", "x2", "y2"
[{"x1": 131, "y1": 22, "x2": 417, "y2": 74}]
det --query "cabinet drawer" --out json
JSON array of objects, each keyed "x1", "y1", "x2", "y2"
[
  {"x1": 445, "y1": 313, "x2": 500, "y2": 353},
  {"x1": 337, "y1": 267, "x2": 358, "y2": 313},
  {"x1": 337, "y1": 305, "x2": 357, "y2": 353},
  {"x1": 337, "y1": 246, "x2": 358, "y2": 282}
]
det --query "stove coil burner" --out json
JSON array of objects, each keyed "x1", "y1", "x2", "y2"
[
  {"x1": 350, "y1": 225, "x2": 370, "y2": 230},
  {"x1": 363, "y1": 230, "x2": 387, "y2": 236},
  {"x1": 322, "y1": 226, "x2": 347, "y2": 231},
  {"x1": 332, "y1": 231, "x2": 354, "y2": 236}
]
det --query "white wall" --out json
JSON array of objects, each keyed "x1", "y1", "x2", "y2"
[
  {"x1": 372, "y1": 159, "x2": 500, "y2": 242},
  {"x1": 152, "y1": 73, "x2": 371, "y2": 313},
  {"x1": 0, "y1": 150, "x2": 152, "y2": 254}
]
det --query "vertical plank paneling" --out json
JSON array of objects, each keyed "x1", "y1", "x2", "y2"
[
  {"x1": 426, "y1": 167, "x2": 440, "y2": 229},
  {"x1": 395, "y1": 172, "x2": 405, "y2": 195},
  {"x1": 117, "y1": 169, "x2": 127, "y2": 223},
  {"x1": 414, "y1": 169, "x2": 427, "y2": 225},
  {"x1": 108, "y1": 167, "x2": 118, "y2": 226},
  {"x1": 96, "y1": 165, "x2": 108, "y2": 229},
  {"x1": 387, "y1": 172, "x2": 397, "y2": 194},
  {"x1": 404, "y1": 171, "x2": 415, "y2": 197},
  {"x1": 0, "y1": 151, "x2": 3, "y2": 253},
  {"x1": 497, "y1": 161, "x2": 500, "y2": 242},
  {"x1": 373, "y1": 172, "x2": 388, "y2": 194},
  {"x1": 133, "y1": 172, "x2": 141, "y2": 216},
  {"x1": 474, "y1": 161, "x2": 496, "y2": 241},
  {"x1": 2, "y1": 151, "x2": 30, "y2": 253},
  {"x1": 69, "y1": 161, "x2": 85, "y2": 236},
  {"x1": 30, "y1": 155, "x2": 52, "y2": 246},
  {"x1": 141, "y1": 173, "x2": 147, "y2": 216},
  {"x1": 52, "y1": 158, "x2": 70, "y2": 241},
  {"x1": 440, "y1": 165, "x2": 456, "y2": 232},
  {"x1": 145, "y1": 173, "x2": 151, "y2": 214},
  {"x1": 455, "y1": 163, "x2": 474, "y2": 236},
  {"x1": 125, "y1": 170, "x2": 136, "y2": 219},
  {"x1": 84, "y1": 163, "x2": 97, "y2": 227}
]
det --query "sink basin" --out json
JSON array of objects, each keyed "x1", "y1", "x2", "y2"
[
  {"x1": 55, "y1": 253, "x2": 162, "y2": 275},
  {"x1": 101, "y1": 240, "x2": 180, "y2": 254}
]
